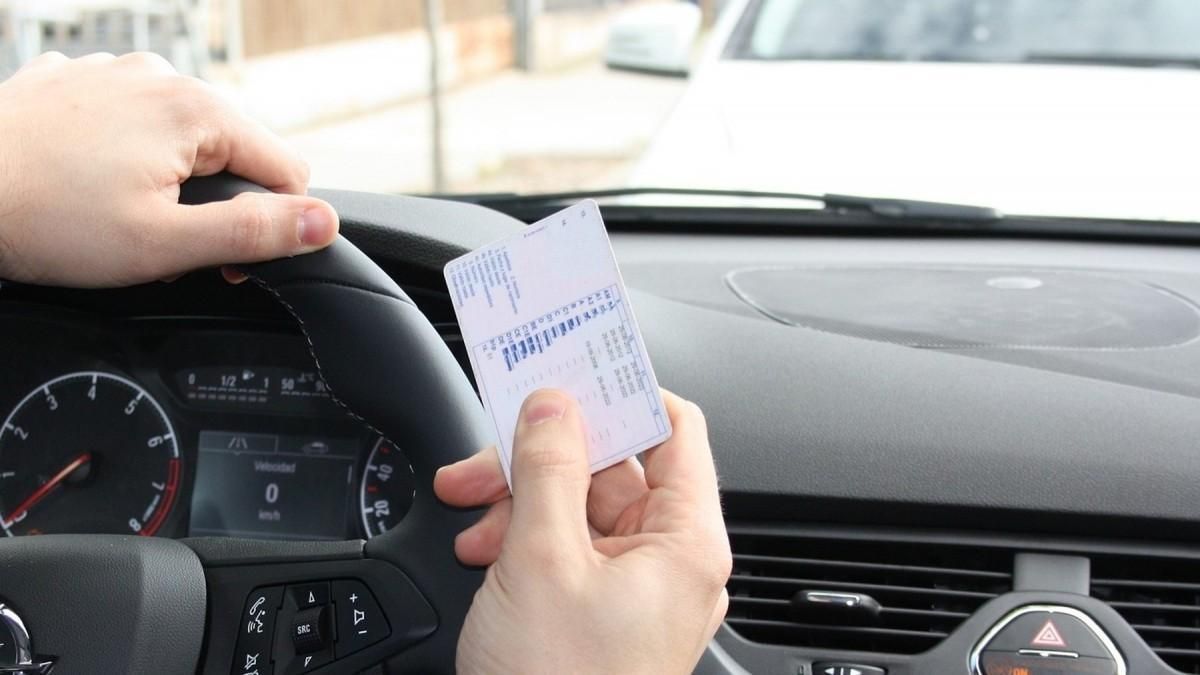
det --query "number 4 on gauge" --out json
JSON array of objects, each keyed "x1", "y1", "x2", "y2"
[{"x1": 358, "y1": 438, "x2": 415, "y2": 538}]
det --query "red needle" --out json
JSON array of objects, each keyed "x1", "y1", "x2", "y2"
[{"x1": 2, "y1": 452, "x2": 92, "y2": 526}]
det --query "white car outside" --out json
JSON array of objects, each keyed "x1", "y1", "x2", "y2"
[{"x1": 631, "y1": 0, "x2": 1200, "y2": 223}]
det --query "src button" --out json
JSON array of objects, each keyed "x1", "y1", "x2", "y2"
[{"x1": 291, "y1": 606, "x2": 330, "y2": 654}]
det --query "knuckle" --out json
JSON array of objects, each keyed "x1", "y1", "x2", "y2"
[
  {"x1": 230, "y1": 195, "x2": 275, "y2": 258},
  {"x1": 79, "y1": 51, "x2": 116, "y2": 63},
  {"x1": 520, "y1": 442, "x2": 571, "y2": 469},
  {"x1": 292, "y1": 157, "x2": 312, "y2": 188},
  {"x1": 27, "y1": 51, "x2": 67, "y2": 67},
  {"x1": 161, "y1": 76, "x2": 220, "y2": 121},
  {"x1": 118, "y1": 51, "x2": 176, "y2": 73},
  {"x1": 515, "y1": 442, "x2": 584, "y2": 481}
]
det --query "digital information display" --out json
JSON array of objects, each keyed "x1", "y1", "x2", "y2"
[
  {"x1": 175, "y1": 366, "x2": 340, "y2": 416},
  {"x1": 189, "y1": 430, "x2": 357, "y2": 540}
]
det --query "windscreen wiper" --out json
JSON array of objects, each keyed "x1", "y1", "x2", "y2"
[
  {"x1": 443, "y1": 186, "x2": 1200, "y2": 243},
  {"x1": 821, "y1": 193, "x2": 1002, "y2": 222},
  {"x1": 1024, "y1": 52, "x2": 1200, "y2": 70},
  {"x1": 444, "y1": 187, "x2": 1003, "y2": 224}
]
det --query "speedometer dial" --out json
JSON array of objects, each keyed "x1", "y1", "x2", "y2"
[
  {"x1": 359, "y1": 438, "x2": 416, "y2": 538},
  {"x1": 0, "y1": 372, "x2": 181, "y2": 537}
]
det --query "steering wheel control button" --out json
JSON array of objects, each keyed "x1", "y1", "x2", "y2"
[
  {"x1": 332, "y1": 579, "x2": 390, "y2": 658},
  {"x1": 241, "y1": 586, "x2": 284, "y2": 642},
  {"x1": 289, "y1": 582, "x2": 330, "y2": 610},
  {"x1": 283, "y1": 648, "x2": 332, "y2": 675},
  {"x1": 234, "y1": 649, "x2": 270, "y2": 675},
  {"x1": 233, "y1": 586, "x2": 283, "y2": 675},
  {"x1": 813, "y1": 664, "x2": 885, "y2": 675},
  {"x1": 971, "y1": 605, "x2": 1125, "y2": 675},
  {"x1": 291, "y1": 606, "x2": 330, "y2": 654}
]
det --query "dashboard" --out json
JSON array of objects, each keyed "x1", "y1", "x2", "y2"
[
  {"x1": 11, "y1": 187, "x2": 1200, "y2": 675},
  {"x1": 0, "y1": 305, "x2": 446, "y2": 542}
]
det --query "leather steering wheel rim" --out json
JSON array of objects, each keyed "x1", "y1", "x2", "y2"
[{"x1": 181, "y1": 174, "x2": 492, "y2": 673}]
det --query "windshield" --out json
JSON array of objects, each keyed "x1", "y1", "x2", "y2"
[
  {"x1": 733, "y1": 0, "x2": 1200, "y2": 66},
  {"x1": 1, "y1": 0, "x2": 1197, "y2": 222}
]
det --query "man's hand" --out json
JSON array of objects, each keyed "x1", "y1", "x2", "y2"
[
  {"x1": 434, "y1": 388, "x2": 732, "y2": 675},
  {"x1": 0, "y1": 52, "x2": 338, "y2": 287}
]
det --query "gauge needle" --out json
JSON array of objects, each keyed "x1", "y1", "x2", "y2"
[{"x1": 2, "y1": 452, "x2": 92, "y2": 526}]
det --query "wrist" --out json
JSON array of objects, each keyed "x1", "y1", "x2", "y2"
[
  {"x1": 0, "y1": 145, "x2": 13, "y2": 282},
  {"x1": 0, "y1": 141, "x2": 17, "y2": 281},
  {"x1": 0, "y1": 95, "x2": 27, "y2": 281}
]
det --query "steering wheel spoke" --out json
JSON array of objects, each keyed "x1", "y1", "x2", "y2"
[{"x1": 192, "y1": 538, "x2": 437, "y2": 675}]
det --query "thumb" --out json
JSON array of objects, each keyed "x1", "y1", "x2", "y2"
[
  {"x1": 164, "y1": 192, "x2": 339, "y2": 270},
  {"x1": 507, "y1": 389, "x2": 592, "y2": 552}
]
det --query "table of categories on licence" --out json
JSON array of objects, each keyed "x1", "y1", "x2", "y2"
[{"x1": 445, "y1": 202, "x2": 670, "y2": 475}]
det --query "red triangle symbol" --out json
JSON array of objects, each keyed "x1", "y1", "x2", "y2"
[{"x1": 1031, "y1": 619, "x2": 1068, "y2": 648}]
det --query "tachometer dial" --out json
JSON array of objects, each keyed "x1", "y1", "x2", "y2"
[
  {"x1": 0, "y1": 372, "x2": 181, "y2": 536},
  {"x1": 359, "y1": 438, "x2": 415, "y2": 538}
]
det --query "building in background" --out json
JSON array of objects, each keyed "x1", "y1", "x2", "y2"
[
  {"x1": 0, "y1": 0, "x2": 691, "y2": 194},
  {"x1": 0, "y1": 1, "x2": 663, "y2": 128},
  {"x1": 0, "y1": 0, "x2": 209, "y2": 77}
]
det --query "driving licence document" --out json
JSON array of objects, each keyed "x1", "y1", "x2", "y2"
[{"x1": 444, "y1": 200, "x2": 671, "y2": 486}]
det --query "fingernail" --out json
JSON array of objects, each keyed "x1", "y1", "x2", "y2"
[
  {"x1": 523, "y1": 391, "x2": 566, "y2": 425},
  {"x1": 298, "y1": 206, "x2": 336, "y2": 247}
]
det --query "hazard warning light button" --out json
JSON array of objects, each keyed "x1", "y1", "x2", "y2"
[
  {"x1": 983, "y1": 610, "x2": 1110, "y2": 658},
  {"x1": 973, "y1": 606, "x2": 1125, "y2": 675}
]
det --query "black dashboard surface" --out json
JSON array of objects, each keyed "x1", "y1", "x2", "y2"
[
  {"x1": 5, "y1": 189, "x2": 1200, "y2": 544},
  {"x1": 612, "y1": 232, "x2": 1200, "y2": 538}
]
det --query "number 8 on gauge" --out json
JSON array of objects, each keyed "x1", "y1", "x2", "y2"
[{"x1": 359, "y1": 438, "x2": 416, "y2": 538}]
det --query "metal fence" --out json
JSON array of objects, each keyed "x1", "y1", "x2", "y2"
[
  {"x1": 0, "y1": 1, "x2": 207, "y2": 78},
  {"x1": 0, "y1": 0, "x2": 644, "y2": 76}
]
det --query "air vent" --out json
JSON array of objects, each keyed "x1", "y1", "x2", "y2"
[
  {"x1": 1091, "y1": 553, "x2": 1200, "y2": 674},
  {"x1": 726, "y1": 528, "x2": 1013, "y2": 654}
]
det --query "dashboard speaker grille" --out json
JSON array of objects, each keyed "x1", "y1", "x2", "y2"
[
  {"x1": 1091, "y1": 553, "x2": 1200, "y2": 674},
  {"x1": 725, "y1": 527, "x2": 1013, "y2": 654}
]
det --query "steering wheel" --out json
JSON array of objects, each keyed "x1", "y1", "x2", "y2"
[{"x1": 0, "y1": 175, "x2": 491, "y2": 674}]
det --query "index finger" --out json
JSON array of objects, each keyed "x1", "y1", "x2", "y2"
[
  {"x1": 642, "y1": 389, "x2": 720, "y2": 503},
  {"x1": 189, "y1": 82, "x2": 311, "y2": 195}
]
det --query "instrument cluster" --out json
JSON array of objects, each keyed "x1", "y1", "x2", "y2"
[{"x1": 0, "y1": 304, "x2": 415, "y2": 542}]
